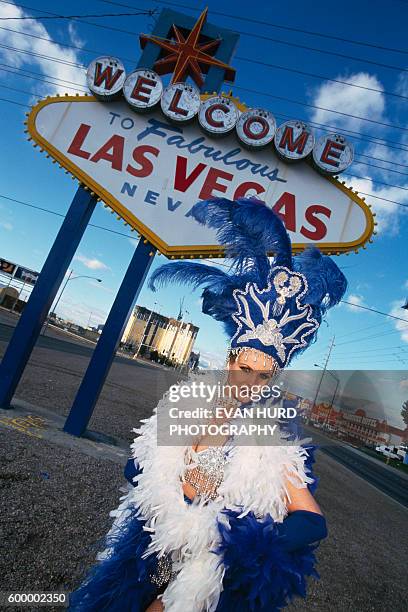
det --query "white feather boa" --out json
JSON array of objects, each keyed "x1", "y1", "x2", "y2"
[{"x1": 105, "y1": 379, "x2": 314, "y2": 611}]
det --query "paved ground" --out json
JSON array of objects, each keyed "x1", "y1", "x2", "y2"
[
  {"x1": 0, "y1": 317, "x2": 178, "y2": 444},
  {"x1": 1, "y1": 418, "x2": 406, "y2": 612},
  {"x1": 0, "y1": 315, "x2": 407, "y2": 611}
]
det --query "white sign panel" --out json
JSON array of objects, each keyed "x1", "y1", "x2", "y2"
[{"x1": 27, "y1": 96, "x2": 374, "y2": 258}]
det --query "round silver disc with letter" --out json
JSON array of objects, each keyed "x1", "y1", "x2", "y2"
[
  {"x1": 123, "y1": 69, "x2": 163, "y2": 111},
  {"x1": 198, "y1": 96, "x2": 239, "y2": 135},
  {"x1": 274, "y1": 120, "x2": 315, "y2": 161},
  {"x1": 86, "y1": 56, "x2": 126, "y2": 100},
  {"x1": 313, "y1": 133, "x2": 354, "y2": 174},
  {"x1": 161, "y1": 83, "x2": 201, "y2": 122},
  {"x1": 236, "y1": 108, "x2": 276, "y2": 148}
]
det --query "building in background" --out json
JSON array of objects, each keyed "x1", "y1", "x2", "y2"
[
  {"x1": 305, "y1": 402, "x2": 408, "y2": 447},
  {"x1": 121, "y1": 305, "x2": 199, "y2": 366}
]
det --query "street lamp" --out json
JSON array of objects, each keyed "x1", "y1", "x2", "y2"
[
  {"x1": 42, "y1": 269, "x2": 102, "y2": 336},
  {"x1": 314, "y1": 363, "x2": 339, "y2": 429}
]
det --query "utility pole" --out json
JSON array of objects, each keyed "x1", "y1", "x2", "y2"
[{"x1": 310, "y1": 336, "x2": 335, "y2": 425}]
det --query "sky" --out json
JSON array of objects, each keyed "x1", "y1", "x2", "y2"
[{"x1": 0, "y1": 0, "x2": 407, "y2": 406}]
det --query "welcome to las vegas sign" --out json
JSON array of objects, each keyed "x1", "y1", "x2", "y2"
[{"x1": 25, "y1": 59, "x2": 376, "y2": 259}]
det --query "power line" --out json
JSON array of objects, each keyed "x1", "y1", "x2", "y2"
[
  {"x1": 1, "y1": 19, "x2": 406, "y2": 83},
  {"x1": 124, "y1": 0, "x2": 408, "y2": 56},
  {"x1": 0, "y1": 95, "x2": 28, "y2": 107},
  {"x1": 235, "y1": 56, "x2": 408, "y2": 102},
  {"x1": 337, "y1": 321, "x2": 392, "y2": 339},
  {"x1": 3, "y1": 1, "x2": 407, "y2": 105},
  {"x1": 0, "y1": 42, "x2": 86, "y2": 69},
  {"x1": 356, "y1": 192, "x2": 408, "y2": 207},
  {"x1": 0, "y1": 64, "x2": 88, "y2": 92},
  {"x1": 344, "y1": 173, "x2": 408, "y2": 192},
  {"x1": 336, "y1": 326, "x2": 408, "y2": 346},
  {"x1": 334, "y1": 345, "x2": 408, "y2": 356},
  {"x1": 236, "y1": 101, "x2": 408, "y2": 153},
  {"x1": 0, "y1": 24, "x2": 122, "y2": 60},
  {"x1": 353, "y1": 159, "x2": 408, "y2": 177},
  {"x1": 0, "y1": 193, "x2": 139, "y2": 240},
  {"x1": 0, "y1": 1, "x2": 152, "y2": 35},
  {"x1": 356, "y1": 153, "x2": 408, "y2": 170},
  {"x1": 1, "y1": 26, "x2": 408, "y2": 153},
  {"x1": 0, "y1": 83, "x2": 41, "y2": 97},
  {"x1": 234, "y1": 84, "x2": 408, "y2": 133},
  {"x1": 340, "y1": 301, "x2": 408, "y2": 324},
  {"x1": 0, "y1": 10, "x2": 155, "y2": 21}
]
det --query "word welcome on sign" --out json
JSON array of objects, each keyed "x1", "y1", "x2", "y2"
[
  {"x1": 26, "y1": 96, "x2": 375, "y2": 258},
  {"x1": 86, "y1": 57, "x2": 354, "y2": 176}
]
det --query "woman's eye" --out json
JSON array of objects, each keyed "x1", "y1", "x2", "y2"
[{"x1": 240, "y1": 366, "x2": 250, "y2": 373}]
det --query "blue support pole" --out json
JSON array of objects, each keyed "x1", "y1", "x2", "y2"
[
  {"x1": 0, "y1": 187, "x2": 96, "y2": 409},
  {"x1": 62, "y1": 9, "x2": 239, "y2": 437},
  {"x1": 63, "y1": 239, "x2": 156, "y2": 437}
]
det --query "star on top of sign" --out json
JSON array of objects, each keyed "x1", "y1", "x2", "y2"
[{"x1": 139, "y1": 8, "x2": 236, "y2": 89}]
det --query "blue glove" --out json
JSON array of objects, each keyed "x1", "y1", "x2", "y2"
[{"x1": 276, "y1": 509, "x2": 327, "y2": 552}]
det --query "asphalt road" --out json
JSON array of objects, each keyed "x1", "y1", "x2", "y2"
[
  {"x1": 0, "y1": 315, "x2": 149, "y2": 365},
  {"x1": 304, "y1": 427, "x2": 408, "y2": 508}
]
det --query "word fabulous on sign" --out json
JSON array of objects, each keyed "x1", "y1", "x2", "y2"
[{"x1": 86, "y1": 57, "x2": 353, "y2": 176}]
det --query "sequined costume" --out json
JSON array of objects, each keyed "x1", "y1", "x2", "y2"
[{"x1": 69, "y1": 197, "x2": 347, "y2": 611}]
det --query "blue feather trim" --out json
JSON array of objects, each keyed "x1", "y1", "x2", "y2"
[
  {"x1": 68, "y1": 505, "x2": 159, "y2": 611},
  {"x1": 213, "y1": 510, "x2": 321, "y2": 612}
]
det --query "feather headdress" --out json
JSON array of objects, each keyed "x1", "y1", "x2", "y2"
[{"x1": 148, "y1": 197, "x2": 347, "y2": 370}]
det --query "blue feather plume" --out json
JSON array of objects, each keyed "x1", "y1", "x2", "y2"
[
  {"x1": 147, "y1": 197, "x2": 348, "y2": 366},
  {"x1": 68, "y1": 505, "x2": 159, "y2": 612},
  {"x1": 293, "y1": 246, "x2": 348, "y2": 311},
  {"x1": 191, "y1": 197, "x2": 293, "y2": 274},
  {"x1": 212, "y1": 509, "x2": 320, "y2": 612}
]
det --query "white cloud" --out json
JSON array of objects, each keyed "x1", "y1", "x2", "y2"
[
  {"x1": 74, "y1": 253, "x2": 110, "y2": 271},
  {"x1": 196, "y1": 348, "x2": 226, "y2": 369},
  {"x1": 0, "y1": 221, "x2": 13, "y2": 230},
  {"x1": 0, "y1": 2, "x2": 87, "y2": 96},
  {"x1": 344, "y1": 293, "x2": 368, "y2": 312},
  {"x1": 308, "y1": 71, "x2": 408, "y2": 234},
  {"x1": 389, "y1": 300, "x2": 408, "y2": 344},
  {"x1": 309, "y1": 72, "x2": 385, "y2": 132},
  {"x1": 55, "y1": 294, "x2": 107, "y2": 328},
  {"x1": 396, "y1": 72, "x2": 408, "y2": 98},
  {"x1": 346, "y1": 175, "x2": 404, "y2": 235}
]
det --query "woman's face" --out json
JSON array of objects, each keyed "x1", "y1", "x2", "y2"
[{"x1": 226, "y1": 348, "x2": 278, "y2": 403}]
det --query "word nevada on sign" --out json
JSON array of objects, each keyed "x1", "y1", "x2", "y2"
[{"x1": 27, "y1": 95, "x2": 375, "y2": 258}]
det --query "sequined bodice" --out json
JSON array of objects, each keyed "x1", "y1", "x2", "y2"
[
  {"x1": 149, "y1": 443, "x2": 234, "y2": 589},
  {"x1": 182, "y1": 444, "x2": 231, "y2": 501}
]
